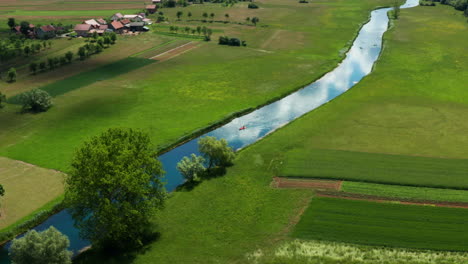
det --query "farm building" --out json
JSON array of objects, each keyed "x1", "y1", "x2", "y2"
[
  {"x1": 129, "y1": 22, "x2": 145, "y2": 32},
  {"x1": 120, "y1": 19, "x2": 131, "y2": 25},
  {"x1": 96, "y1": 18, "x2": 107, "y2": 25},
  {"x1": 74, "y1": 24, "x2": 92, "y2": 37},
  {"x1": 146, "y1": 5, "x2": 157, "y2": 14},
  {"x1": 84, "y1": 19, "x2": 100, "y2": 27},
  {"x1": 123, "y1": 15, "x2": 144, "y2": 22},
  {"x1": 111, "y1": 13, "x2": 124, "y2": 21},
  {"x1": 110, "y1": 21, "x2": 125, "y2": 33},
  {"x1": 152, "y1": 0, "x2": 161, "y2": 3},
  {"x1": 36, "y1": 25, "x2": 56, "y2": 39}
]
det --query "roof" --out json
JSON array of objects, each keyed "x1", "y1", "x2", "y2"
[
  {"x1": 96, "y1": 18, "x2": 107, "y2": 25},
  {"x1": 111, "y1": 21, "x2": 124, "y2": 30},
  {"x1": 40, "y1": 25, "x2": 56, "y2": 32},
  {"x1": 152, "y1": 0, "x2": 161, "y2": 2},
  {"x1": 74, "y1": 24, "x2": 92, "y2": 31},
  {"x1": 84, "y1": 19, "x2": 100, "y2": 26},
  {"x1": 113, "y1": 13, "x2": 124, "y2": 18},
  {"x1": 123, "y1": 15, "x2": 143, "y2": 19},
  {"x1": 130, "y1": 22, "x2": 145, "y2": 27},
  {"x1": 120, "y1": 19, "x2": 131, "y2": 25},
  {"x1": 146, "y1": 5, "x2": 156, "y2": 9},
  {"x1": 99, "y1": 24, "x2": 108, "y2": 30}
]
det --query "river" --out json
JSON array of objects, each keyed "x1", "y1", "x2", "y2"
[{"x1": 0, "y1": 0, "x2": 419, "y2": 261}]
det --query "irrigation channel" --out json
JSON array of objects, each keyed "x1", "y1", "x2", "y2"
[{"x1": 0, "y1": 0, "x2": 419, "y2": 261}]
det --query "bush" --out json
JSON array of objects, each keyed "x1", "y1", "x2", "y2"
[
  {"x1": 248, "y1": 3, "x2": 258, "y2": 8},
  {"x1": 0, "y1": 91, "x2": 6, "y2": 108},
  {"x1": 19, "y1": 88, "x2": 53, "y2": 112},
  {"x1": 299, "y1": 0, "x2": 309, "y2": 3},
  {"x1": 218, "y1": 36, "x2": 245, "y2": 46},
  {"x1": 10, "y1": 226, "x2": 72, "y2": 264}
]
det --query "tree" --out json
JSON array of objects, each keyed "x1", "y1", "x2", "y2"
[
  {"x1": 210, "y1": 13, "x2": 215, "y2": 20},
  {"x1": 48, "y1": 41, "x2": 52, "y2": 48},
  {"x1": 65, "y1": 51, "x2": 73, "y2": 63},
  {"x1": 177, "y1": 154, "x2": 206, "y2": 182},
  {"x1": 196, "y1": 26, "x2": 202, "y2": 35},
  {"x1": 65, "y1": 128, "x2": 166, "y2": 250},
  {"x1": 225, "y1": 13, "x2": 229, "y2": 21},
  {"x1": 34, "y1": 43, "x2": 41, "y2": 53},
  {"x1": 39, "y1": 61, "x2": 47, "y2": 72},
  {"x1": 198, "y1": 136, "x2": 235, "y2": 169},
  {"x1": 103, "y1": 36, "x2": 111, "y2": 47},
  {"x1": 29, "y1": 62, "x2": 38, "y2": 74},
  {"x1": 42, "y1": 41, "x2": 47, "y2": 49},
  {"x1": 9, "y1": 226, "x2": 72, "y2": 264},
  {"x1": 246, "y1": 17, "x2": 250, "y2": 22},
  {"x1": 202, "y1": 12, "x2": 208, "y2": 19},
  {"x1": 7, "y1": 68, "x2": 17, "y2": 83},
  {"x1": 23, "y1": 45, "x2": 31, "y2": 56},
  {"x1": 110, "y1": 32, "x2": 117, "y2": 44},
  {"x1": 7, "y1": 18, "x2": 16, "y2": 29},
  {"x1": 176, "y1": 11, "x2": 183, "y2": 20},
  {"x1": 97, "y1": 37, "x2": 104, "y2": 47},
  {"x1": 20, "y1": 21, "x2": 30, "y2": 36},
  {"x1": 47, "y1": 57, "x2": 55, "y2": 70},
  {"x1": 0, "y1": 92, "x2": 6, "y2": 108},
  {"x1": 251, "y1": 17, "x2": 259, "y2": 26},
  {"x1": 188, "y1": 11, "x2": 192, "y2": 18},
  {"x1": 19, "y1": 89, "x2": 52, "y2": 112},
  {"x1": 78, "y1": 46, "x2": 87, "y2": 60},
  {"x1": 60, "y1": 56, "x2": 67, "y2": 65},
  {"x1": 393, "y1": 0, "x2": 400, "y2": 19},
  {"x1": 185, "y1": 26, "x2": 190, "y2": 34}
]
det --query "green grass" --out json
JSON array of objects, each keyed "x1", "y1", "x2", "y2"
[
  {"x1": 292, "y1": 197, "x2": 468, "y2": 251},
  {"x1": 342, "y1": 181, "x2": 468, "y2": 203},
  {"x1": 8, "y1": 57, "x2": 155, "y2": 101},
  {"x1": 0, "y1": 9, "x2": 139, "y2": 17},
  {"x1": 280, "y1": 148, "x2": 468, "y2": 189}
]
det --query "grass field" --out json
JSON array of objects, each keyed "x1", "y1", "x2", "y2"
[
  {"x1": 292, "y1": 197, "x2": 468, "y2": 251},
  {"x1": 341, "y1": 181, "x2": 468, "y2": 203},
  {"x1": 0, "y1": 157, "x2": 64, "y2": 229},
  {"x1": 280, "y1": 148, "x2": 468, "y2": 189}
]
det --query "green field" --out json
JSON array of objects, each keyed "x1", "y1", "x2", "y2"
[
  {"x1": 280, "y1": 148, "x2": 468, "y2": 189},
  {"x1": 342, "y1": 181, "x2": 468, "y2": 203},
  {"x1": 292, "y1": 197, "x2": 468, "y2": 251}
]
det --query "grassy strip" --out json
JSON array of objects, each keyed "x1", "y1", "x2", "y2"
[
  {"x1": 247, "y1": 239, "x2": 468, "y2": 264},
  {"x1": 280, "y1": 148, "x2": 468, "y2": 189},
  {"x1": 153, "y1": 31, "x2": 205, "y2": 40},
  {"x1": 342, "y1": 181, "x2": 468, "y2": 203},
  {"x1": 293, "y1": 197, "x2": 468, "y2": 251},
  {"x1": 7, "y1": 57, "x2": 155, "y2": 102}
]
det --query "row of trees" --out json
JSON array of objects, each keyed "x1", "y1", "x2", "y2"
[
  {"x1": 0, "y1": 37, "x2": 52, "y2": 63},
  {"x1": 169, "y1": 25, "x2": 213, "y2": 39},
  {"x1": 6, "y1": 128, "x2": 236, "y2": 262}
]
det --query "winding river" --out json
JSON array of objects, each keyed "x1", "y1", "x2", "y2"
[{"x1": 0, "y1": 0, "x2": 419, "y2": 261}]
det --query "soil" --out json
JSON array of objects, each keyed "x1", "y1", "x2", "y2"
[{"x1": 272, "y1": 177, "x2": 342, "y2": 190}]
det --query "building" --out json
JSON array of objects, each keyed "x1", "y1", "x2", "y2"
[
  {"x1": 111, "y1": 13, "x2": 124, "y2": 21},
  {"x1": 96, "y1": 18, "x2": 107, "y2": 25},
  {"x1": 74, "y1": 24, "x2": 92, "y2": 37},
  {"x1": 152, "y1": 0, "x2": 161, "y2": 3},
  {"x1": 129, "y1": 22, "x2": 145, "y2": 32},
  {"x1": 120, "y1": 19, "x2": 131, "y2": 25},
  {"x1": 84, "y1": 19, "x2": 100, "y2": 27},
  {"x1": 146, "y1": 5, "x2": 157, "y2": 14},
  {"x1": 123, "y1": 15, "x2": 143, "y2": 22},
  {"x1": 36, "y1": 25, "x2": 56, "y2": 39},
  {"x1": 110, "y1": 21, "x2": 124, "y2": 33}
]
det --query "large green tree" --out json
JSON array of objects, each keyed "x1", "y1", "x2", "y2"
[
  {"x1": 198, "y1": 136, "x2": 235, "y2": 168},
  {"x1": 65, "y1": 128, "x2": 166, "y2": 250},
  {"x1": 177, "y1": 154, "x2": 206, "y2": 182},
  {"x1": 9, "y1": 226, "x2": 72, "y2": 264},
  {"x1": 19, "y1": 88, "x2": 52, "y2": 112}
]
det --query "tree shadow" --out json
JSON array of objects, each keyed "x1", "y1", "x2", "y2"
[{"x1": 73, "y1": 232, "x2": 161, "y2": 264}]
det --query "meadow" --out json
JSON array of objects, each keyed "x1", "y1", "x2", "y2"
[
  {"x1": 292, "y1": 197, "x2": 468, "y2": 251},
  {"x1": 280, "y1": 148, "x2": 468, "y2": 189}
]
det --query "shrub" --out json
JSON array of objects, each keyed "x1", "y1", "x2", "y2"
[
  {"x1": 0, "y1": 91, "x2": 6, "y2": 108},
  {"x1": 248, "y1": 3, "x2": 258, "y2": 8},
  {"x1": 19, "y1": 88, "x2": 53, "y2": 112}
]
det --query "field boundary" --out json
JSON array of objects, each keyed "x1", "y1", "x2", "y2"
[
  {"x1": 272, "y1": 177, "x2": 342, "y2": 190},
  {"x1": 149, "y1": 41, "x2": 200, "y2": 62}
]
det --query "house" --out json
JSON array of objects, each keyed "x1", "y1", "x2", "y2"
[
  {"x1": 129, "y1": 22, "x2": 145, "y2": 32},
  {"x1": 123, "y1": 15, "x2": 143, "y2": 22},
  {"x1": 146, "y1": 5, "x2": 157, "y2": 14},
  {"x1": 84, "y1": 19, "x2": 100, "y2": 27},
  {"x1": 74, "y1": 24, "x2": 92, "y2": 37},
  {"x1": 110, "y1": 21, "x2": 124, "y2": 33},
  {"x1": 120, "y1": 19, "x2": 131, "y2": 25},
  {"x1": 36, "y1": 25, "x2": 56, "y2": 39},
  {"x1": 111, "y1": 13, "x2": 124, "y2": 21},
  {"x1": 99, "y1": 24, "x2": 108, "y2": 31},
  {"x1": 13, "y1": 24, "x2": 35, "y2": 36},
  {"x1": 96, "y1": 18, "x2": 107, "y2": 25},
  {"x1": 152, "y1": 0, "x2": 161, "y2": 3},
  {"x1": 138, "y1": 12, "x2": 146, "y2": 18}
]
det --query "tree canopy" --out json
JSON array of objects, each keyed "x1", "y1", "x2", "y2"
[
  {"x1": 19, "y1": 88, "x2": 52, "y2": 112},
  {"x1": 177, "y1": 154, "x2": 206, "y2": 182},
  {"x1": 65, "y1": 128, "x2": 166, "y2": 250},
  {"x1": 9, "y1": 226, "x2": 72, "y2": 264},
  {"x1": 198, "y1": 136, "x2": 235, "y2": 168}
]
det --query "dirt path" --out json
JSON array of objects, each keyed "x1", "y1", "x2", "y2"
[
  {"x1": 149, "y1": 41, "x2": 200, "y2": 62},
  {"x1": 272, "y1": 177, "x2": 342, "y2": 190},
  {"x1": 316, "y1": 191, "x2": 468, "y2": 209},
  {"x1": 261, "y1": 29, "x2": 283, "y2": 49}
]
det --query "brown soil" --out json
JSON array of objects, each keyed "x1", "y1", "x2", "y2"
[
  {"x1": 273, "y1": 177, "x2": 342, "y2": 191},
  {"x1": 316, "y1": 191, "x2": 468, "y2": 209},
  {"x1": 150, "y1": 42, "x2": 200, "y2": 62}
]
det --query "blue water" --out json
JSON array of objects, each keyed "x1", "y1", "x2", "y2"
[{"x1": 0, "y1": 0, "x2": 419, "y2": 262}]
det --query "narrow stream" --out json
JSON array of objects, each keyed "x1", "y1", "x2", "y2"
[{"x1": 0, "y1": 0, "x2": 419, "y2": 261}]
